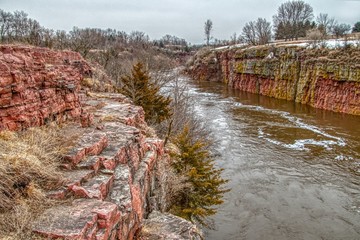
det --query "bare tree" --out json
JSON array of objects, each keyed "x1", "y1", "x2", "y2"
[
  {"x1": 242, "y1": 18, "x2": 271, "y2": 46},
  {"x1": 0, "y1": 9, "x2": 13, "y2": 42},
  {"x1": 333, "y1": 23, "x2": 351, "y2": 38},
  {"x1": 156, "y1": 71, "x2": 212, "y2": 143},
  {"x1": 159, "y1": 34, "x2": 187, "y2": 47},
  {"x1": 12, "y1": 11, "x2": 29, "y2": 41},
  {"x1": 128, "y1": 31, "x2": 150, "y2": 48},
  {"x1": 54, "y1": 30, "x2": 68, "y2": 49},
  {"x1": 230, "y1": 32, "x2": 238, "y2": 45},
  {"x1": 42, "y1": 28, "x2": 55, "y2": 48},
  {"x1": 26, "y1": 18, "x2": 42, "y2": 45},
  {"x1": 256, "y1": 18, "x2": 272, "y2": 45},
  {"x1": 68, "y1": 27, "x2": 104, "y2": 57},
  {"x1": 116, "y1": 30, "x2": 129, "y2": 46},
  {"x1": 273, "y1": 0, "x2": 314, "y2": 40},
  {"x1": 316, "y1": 13, "x2": 336, "y2": 35},
  {"x1": 242, "y1": 21, "x2": 257, "y2": 45},
  {"x1": 204, "y1": 19, "x2": 213, "y2": 46}
]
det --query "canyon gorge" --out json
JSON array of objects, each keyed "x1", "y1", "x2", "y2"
[
  {"x1": 0, "y1": 45, "x2": 201, "y2": 239},
  {"x1": 187, "y1": 44, "x2": 360, "y2": 115}
]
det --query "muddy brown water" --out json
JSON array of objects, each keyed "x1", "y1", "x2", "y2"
[{"x1": 185, "y1": 79, "x2": 360, "y2": 240}]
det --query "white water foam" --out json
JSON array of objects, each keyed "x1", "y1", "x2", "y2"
[
  {"x1": 335, "y1": 155, "x2": 354, "y2": 161},
  {"x1": 237, "y1": 103, "x2": 346, "y2": 151}
]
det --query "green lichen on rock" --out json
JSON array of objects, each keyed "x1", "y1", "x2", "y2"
[
  {"x1": 235, "y1": 62, "x2": 244, "y2": 73},
  {"x1": 187, "y1": 44, "x2": 360, "y2": 114},
  {"x1": 218, "y1": 44, "x2": 360, "y2": 115},
  {"x1": 232, "y1": 45, "x2": 360, "y2": 83}
]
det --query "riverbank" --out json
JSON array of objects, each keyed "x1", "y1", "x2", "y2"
[
  {"x1": 186, "y1": 44, "x2": 360, "y2": 115},
  {"x1": 183, "y1": 79, "x2": 360, "y2": 240}
]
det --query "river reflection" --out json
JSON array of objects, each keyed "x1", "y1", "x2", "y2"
[{"x1": 185, "y1": 79, "x2": 360, "y2": 240}]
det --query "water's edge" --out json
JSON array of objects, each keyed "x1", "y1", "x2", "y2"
[{"x1": 185, "y1": 79, "x2": 360, "y2": 240}]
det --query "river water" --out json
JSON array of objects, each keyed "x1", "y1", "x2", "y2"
[{"x1": 185, "y1": 79, "x2": 360, "y2": 240}]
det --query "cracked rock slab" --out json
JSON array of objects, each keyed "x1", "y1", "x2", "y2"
[
  {"x1": 140, "y1": 211, "x2": 203, "y2": 240},
  {"x1": 33, "y1": 199, "x2": 120, "y2": 239}
]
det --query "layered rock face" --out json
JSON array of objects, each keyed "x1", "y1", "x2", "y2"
[
  {"x1": 0, "y1": 45, "x2": 91, "y2": 130},
  {"x1": 32, "y1": 93, "x2": 203, "y2": 240},
  {"x1": 188, "y1": 46, "x2": 360, "y2": 115},
  {"x1": 33, "y1": 93, "x2": 169, "y2": 239},
  {"x1": 186, "y1": 49, "x2": 222, "y2": 82},
  {"x1": 0, "y1": 45, "x2": 201, "y2": 239}
]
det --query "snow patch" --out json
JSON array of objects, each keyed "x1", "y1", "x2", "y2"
[{"x1": 214, "y1": 39, "x2": 359, "y2": 51}]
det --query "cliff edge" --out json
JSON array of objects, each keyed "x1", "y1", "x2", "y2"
[
  {"x1": 0, "y1": 45, "x2": 201, "y2": 240},
  {"x1": 187, "y1": 45, "x2": 360, "y2": 115}
]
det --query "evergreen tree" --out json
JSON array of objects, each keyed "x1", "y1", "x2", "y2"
[
  {"x1": 353, "y1": 22, "x2": 360, "y2": 33},
  {"x1": 120, "y1": 62, "x2": 171, "y2": 124},
  {"x1": 170, "y1": 125, "x2": 229, "y2": 227}
]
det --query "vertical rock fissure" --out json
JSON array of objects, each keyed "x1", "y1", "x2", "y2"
[{"x1": 293, "y1": 54, "x2": 302, "y2": 101}]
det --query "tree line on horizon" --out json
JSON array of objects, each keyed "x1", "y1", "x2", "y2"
[
  {"x1": 0, "y1": 8, "x2": 191, "y2": 54},
  {"x1": 205, "y1": 0, "x2": 360, "y2": 46},
  {"x1": 2, "y1": 1, "x2": 359, "y2": 50}
]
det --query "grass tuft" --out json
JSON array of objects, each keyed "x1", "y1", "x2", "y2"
[{"x1": 0, "y1": 125, "x2": 67, "y2": 239}]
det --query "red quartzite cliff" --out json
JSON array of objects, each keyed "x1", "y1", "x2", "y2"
[
  {"x1": 187, "y1": 45, "x2": 360, "y2": 115},
  {"x1": 0, "y1": 45, "x2": 201, "y2": 240},
  {"x1": 0, "y1": 45, "x2": 92, "y2": 130}
]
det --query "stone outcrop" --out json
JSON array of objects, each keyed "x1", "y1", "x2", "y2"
[
  {"x1": 186, "y1": 48, "x2": 222, "y2": 82},
  {"x1": 0, "y1": 45, "x2": 201, "y2": 239},
  {"x1": 32, "y1": 93, "x2": 168, "y2": 239},
  {"x1": 139, "y1": 211, "x2": 202, "y2": 240},
  {"x1": 0, "y1": 45, "x2": 91, "y2": 131},
  {"x1": 32, "y1": 92, "x2": 202, "y2": 240},
  {"x1": 187, "y1": 45, "x2": 360, "y2": 115}
]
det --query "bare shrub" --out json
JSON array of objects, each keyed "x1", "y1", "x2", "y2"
[
  {"x1": 154, "y1": 147, "x2": 190, "y2": 212},
  {"x1": 242, "y1": 18, "x2": 272, "y2": 46},
  {"x1": 81, "y1": 62, "x2": 117, "y2": 92},
  {"x1": 306, "y1": 28, "x2": 326, "y2": 48}
]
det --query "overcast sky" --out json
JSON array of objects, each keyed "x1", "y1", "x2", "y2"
[{"x1": 1, "y1": 0, "x2": 359, "y2": 44}]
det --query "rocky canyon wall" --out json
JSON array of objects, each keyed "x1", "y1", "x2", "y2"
[
  {"x1": 0, "y1": 45, "x2": 91, "y2": 131},
  {"x1": 187, "y1": 45, "x2": 360, "y2": 115},
  {"x1": 0, "y1": 45, "x2": 201, "y2": 239}
]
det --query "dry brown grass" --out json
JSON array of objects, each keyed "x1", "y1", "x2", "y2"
[
  {"x1": 154, "y1": 143, "x2": 191, "y2": 212},
  {"x1": 99, "y1": 114, "x2": 120, "y2": 123},
  {"x1": 81, "y1": 63, "x2": 117, "y2": 93},
  {"x1": 0, "y1": 126, "x2": 68, "y2": 239}
]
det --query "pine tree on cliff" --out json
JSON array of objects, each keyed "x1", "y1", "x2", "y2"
[
  {"x1": 120, "y1": 62, "x2": 171, "y2": 124},
  {"x1": 170, "y1": 125, "x2": 229, "y2": 227}
]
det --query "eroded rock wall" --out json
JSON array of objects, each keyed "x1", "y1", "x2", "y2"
[
  {"x1": 32, "y1": 94, "x2": 169, "y2": 239},
  {"x1": 0, "y1": 45, "x2": 200, "y2": 239},
  {"x1": 0, "y1": 45, "x2": 91, "y2": 130},
  {"x1": 188, "y1": 46, "x2": 360, "y2": 115}
]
